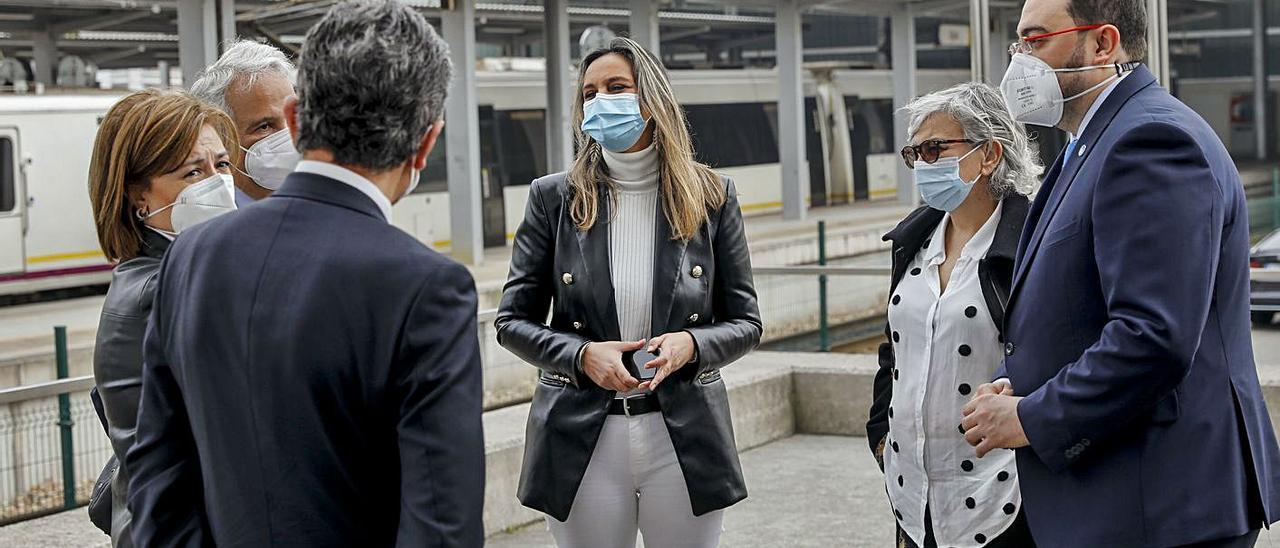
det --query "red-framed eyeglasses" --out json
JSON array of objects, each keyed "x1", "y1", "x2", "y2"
[{"x1": 1008, "y1": 24, "x2": 1104, "y2": 56}]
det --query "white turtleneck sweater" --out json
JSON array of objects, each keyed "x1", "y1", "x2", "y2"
[{"x1": 603, "y1": 143, "x2": 659, "y2": 396}]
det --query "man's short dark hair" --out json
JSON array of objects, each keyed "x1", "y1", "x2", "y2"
[
  {"x1": 296, "y1": 0, "x2": 453, "y2": 170},
  {"x1": 1067, "y1": 0, "x2": 1147, "y2": 63}
]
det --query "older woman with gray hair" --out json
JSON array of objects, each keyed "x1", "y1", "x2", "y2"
[{"x1": 865, "y1": 82, "x2": 1042, "y2": 548}]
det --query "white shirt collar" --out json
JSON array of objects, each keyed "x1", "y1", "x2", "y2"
[
  {"x1": 1068, "y1": 72, "x2": 1129, "y2": 142},
  {"x1": 924, "y1": 201, "x2": 1004, "y2": 264},
  {"x1": 145, "y1": 225, "x2": 175, "y2": 241},
  {"x1": 294, "y1": 160, "x2": 393, "y2": 222}
]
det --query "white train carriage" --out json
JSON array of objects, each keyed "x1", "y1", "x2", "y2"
[{"x1": 0, "y1": 68, "x2": 971, "y2": 296}]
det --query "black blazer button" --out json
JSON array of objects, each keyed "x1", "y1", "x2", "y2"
[
  {"x1": 691, "y1": 265, "x2": 703, "y2": 278},
  {"x1": 687, "y1": 313, "x2": 700, "y2": 323},
  {"x1": 572, "y1": 321, "x2": 583, "y2": 330},
  {"x1": 1004, "y1": 342, "x2": 1015, "y2": 356},
  {"x1": 562, "y1": 272, "x2": 574, "y2": 285}
]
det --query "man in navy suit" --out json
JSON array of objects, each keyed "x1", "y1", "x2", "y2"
[
  {"x1": 961, "y1": 0, "x2": 1280, "y2": 546},
  {"x1": 125, "y1": 1, "x2": 485, "y2": 546}
]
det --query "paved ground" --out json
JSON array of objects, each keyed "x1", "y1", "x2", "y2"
[
  {"x1": 6, "y1": 434, "x2": 1279, "y2": 547},
  {"x1": 487, "y1": 435, "x2": 894, "y2": 548}
]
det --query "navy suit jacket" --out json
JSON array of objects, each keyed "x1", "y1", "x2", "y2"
[
  {"x1": 125, "y1": 172, "x2": 485, "y2": 547},
  {"x1": 999, "y1": 65, "x2": 1280, "y2": 546}
]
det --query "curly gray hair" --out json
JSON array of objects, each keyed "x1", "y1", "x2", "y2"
[
  {"x1": 904, "y1": 82, "x2": 1043, "y2": 199},
  {"x1": 295, "y1": 0, "x2": 453, "y2": 170},
  {"x1": 189, "y1": 40, "x2": 295, "y2": 118}
]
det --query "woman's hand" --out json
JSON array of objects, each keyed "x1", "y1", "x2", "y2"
[
  {"x1": 581, "y1": 340, "x2": 645, "y2": 392},
  {"x1": 638, "y1": 331, "x2": 697, "y2": 391}
]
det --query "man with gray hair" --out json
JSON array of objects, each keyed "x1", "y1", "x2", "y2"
[
  {"x1": 190, "y1": 40, "x2": 299, "y2": 205},
  {"x1": 126, "y1": 1, "x2": 484, "y2": 546}
]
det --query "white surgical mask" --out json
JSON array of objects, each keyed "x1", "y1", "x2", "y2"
[
  {"x1": 138, "y1": 173, "x2": 238, "y2": 234},
  {"x1": 1000, "y1": 53, "x2": 1139, "y2": 127},
  {"x1": 239, "y1": 128, "x2": 300, "y2": 191},
  {"x1": 914, "y1": 145, "x2": 985, "y2": 212}
]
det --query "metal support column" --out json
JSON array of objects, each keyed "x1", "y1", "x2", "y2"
[
  {"x1": 1254, "y1": 0, "x2": 1269, "y2": 160},
  {"x1": 629, "y1": 0, "x2": 660, "y2": 58},
  {"x1": 218, "y1": 0, "x2": 237, "y2": 49},
  {"x1": 178, "y1": 0, "x2": 218, "y2": 87},
  {"x1": 1145, "y1": 0, "x2": 1170, "y2": 88},
  {"x1": 544, "y1": 0, "x2": 573, "y2": 173},
  {"x1": 989, "y1": 8, "x2": 1012, "y2": 86},
  {"x1": 969, "y1": 0, "x2": 990, "y2": 84},
  {"x1": 158, "y1": 60, "x2": 171, "y2": 88},
  {"x1": 776, "y1": 0, "x2": 807, "y2": 221},
  {"x1": 31, "y1": 17, "x2": 56, "y2": 87},
  {"x1": 442, "y1": 0, "x2": 483, "y2": 265},
  {"x1": 892, "y1": 5, "x2": 918, "y2": 206}
]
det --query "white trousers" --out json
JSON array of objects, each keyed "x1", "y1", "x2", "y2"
[{"x1": 547, "y1": 412, "x2": 724, "y2": 548}]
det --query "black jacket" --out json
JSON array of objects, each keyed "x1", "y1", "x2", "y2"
[
  {"x1": 865, "y1": 196, "x2": 1030, "y2": 455},
  {"x1": 125, "y1": 173, "x2": 486, "y2": 547},
  {"x1": 496, "y1": 172, "x2": 762, "y2": 520},
  {"x1": 92, "y1": 228, "x2": 170, "y2": 547}
]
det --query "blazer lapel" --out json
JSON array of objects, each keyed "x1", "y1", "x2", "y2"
[
  {"x1": 576, "y1": 189, "x2": 622, "y2": 341},
  {"x1": 1008, "y1": 65, "x2": 1158, "y2": 305},
  {"x1": 650, "y1": 196, "x2": 688, "y2": 338}
]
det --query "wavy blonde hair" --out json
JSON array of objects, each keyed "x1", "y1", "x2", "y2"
[{"x1": 569, "y1": 37, "x2": 725, "y2": 241}]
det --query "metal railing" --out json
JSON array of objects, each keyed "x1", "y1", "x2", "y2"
[{"x1": 0, "y1": 220, "x2": 891, "y2": 525}]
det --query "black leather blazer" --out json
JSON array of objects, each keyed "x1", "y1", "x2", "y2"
[
  {"x1": 92, "y1": 228, "x2": 170, "y2": 547},
  {"x1": 496, "y1": 172, "x2": 763, "y2": 520},
  {"x1": 865, "y1": 196, "x2": 1030, "y2": 457}
]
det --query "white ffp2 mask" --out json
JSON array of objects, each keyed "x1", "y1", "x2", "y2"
[
  {"x1": 240, "y1": 128, "x2": 300, "y2": 191},
  {"x1": 1000, "y1": 53, "x2": 1139, "y2": 127},
  {"x1": 139, "y1": 173, "x2": 238, "y2": 234}
]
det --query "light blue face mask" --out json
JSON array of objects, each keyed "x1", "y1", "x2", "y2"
[
  {"x1": 581, "y1": 92, "x2": 648, "y2": 152},
  {"x1": 914, "y1": 143, "x2": 986, "y2": 212}
]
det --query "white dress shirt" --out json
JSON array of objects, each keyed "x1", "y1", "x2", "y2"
[
  {"x1": 294, "y1": 160, "x2": 393, "y2": 222},
  {"x1": 882, "y1": 202, "x2": 1022, "y2": 548}
]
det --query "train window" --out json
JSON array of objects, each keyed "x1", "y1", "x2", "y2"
[
  {"x1": 413, "y1": 133, "x2": 449, "y2": 194},
  {"x1": 685, "y1": 102, "x2": 780, "y2": 168},
  {"x1": 495, "y1": 109, "x2": 547, "y2": 187},
  {"x1": 0, "y1": 137, "x2": 14, "y2": 213}
]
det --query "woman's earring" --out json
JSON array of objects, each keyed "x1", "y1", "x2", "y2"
[{"x1": 135, "y1": 207, "x2": 148, "y2": 220}]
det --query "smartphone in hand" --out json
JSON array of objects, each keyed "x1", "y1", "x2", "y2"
[{"x1": 630, "y1": 347, "x2": 660, "y2": 380}]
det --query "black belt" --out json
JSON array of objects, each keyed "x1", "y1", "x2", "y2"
[{"x1": 607, "y1": 393, "x2": 660, "y2": 416}]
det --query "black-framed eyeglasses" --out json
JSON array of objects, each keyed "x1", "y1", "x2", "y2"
[{"x1": 900, "y1": 139, "x2": 978, "y2": 169}]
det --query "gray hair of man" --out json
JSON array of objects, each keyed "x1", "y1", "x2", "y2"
[
  {"x1": 295, "y1": 0, "x2": 452, "y2": 171},
  {"x1": 189, "y1": 40, "x2": 295, "y2": 117},
  {"x1": 904, "y1": 82, "x2": 1043, "y2": 199}
]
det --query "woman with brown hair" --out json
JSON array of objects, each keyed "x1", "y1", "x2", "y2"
[
  {"x1": 87, "y1": 89, "x2": 238, "y2": 547},
  {"x1": 496, "y1": 37, "x2": 762, "y2": 547}
]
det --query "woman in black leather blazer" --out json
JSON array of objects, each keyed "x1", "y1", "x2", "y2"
[
  {"x1": 496, "y1": 37, "x2": 761, "y2": 547},
  {"x1": 87, "y1": 89, "x2": 239, "y2": 547}
]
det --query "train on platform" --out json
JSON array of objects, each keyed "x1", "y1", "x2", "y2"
[{"x1": 0, "y1": 67, "x2": 1267, "y2": 297}]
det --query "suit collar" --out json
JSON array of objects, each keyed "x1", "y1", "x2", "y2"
[
  {"x1": 1009, "y1": 64, "x2": 1157, "y2": 300},
  {"x1": 273, "y1": 171, "x2": 389, "y2": 222}
]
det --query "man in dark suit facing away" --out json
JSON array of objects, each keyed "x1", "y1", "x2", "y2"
[
  {"x1": 962, "y1": 0, "x2": 1280, "y2": 547},
  {"x1": 125, "y1": 1, "x2": 484, "y2": 546}
]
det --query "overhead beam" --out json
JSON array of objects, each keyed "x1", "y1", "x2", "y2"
[{"x1": 629, "y1": 0, "x2": 660, "y2": 56}]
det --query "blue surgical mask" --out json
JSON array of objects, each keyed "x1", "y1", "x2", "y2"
[
  {"x1": 581, "y1": 92, "x2": 648, "y2": 152},
  {"x1": 914, "y1": 144, "x2": 985, "y2": 212}
]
